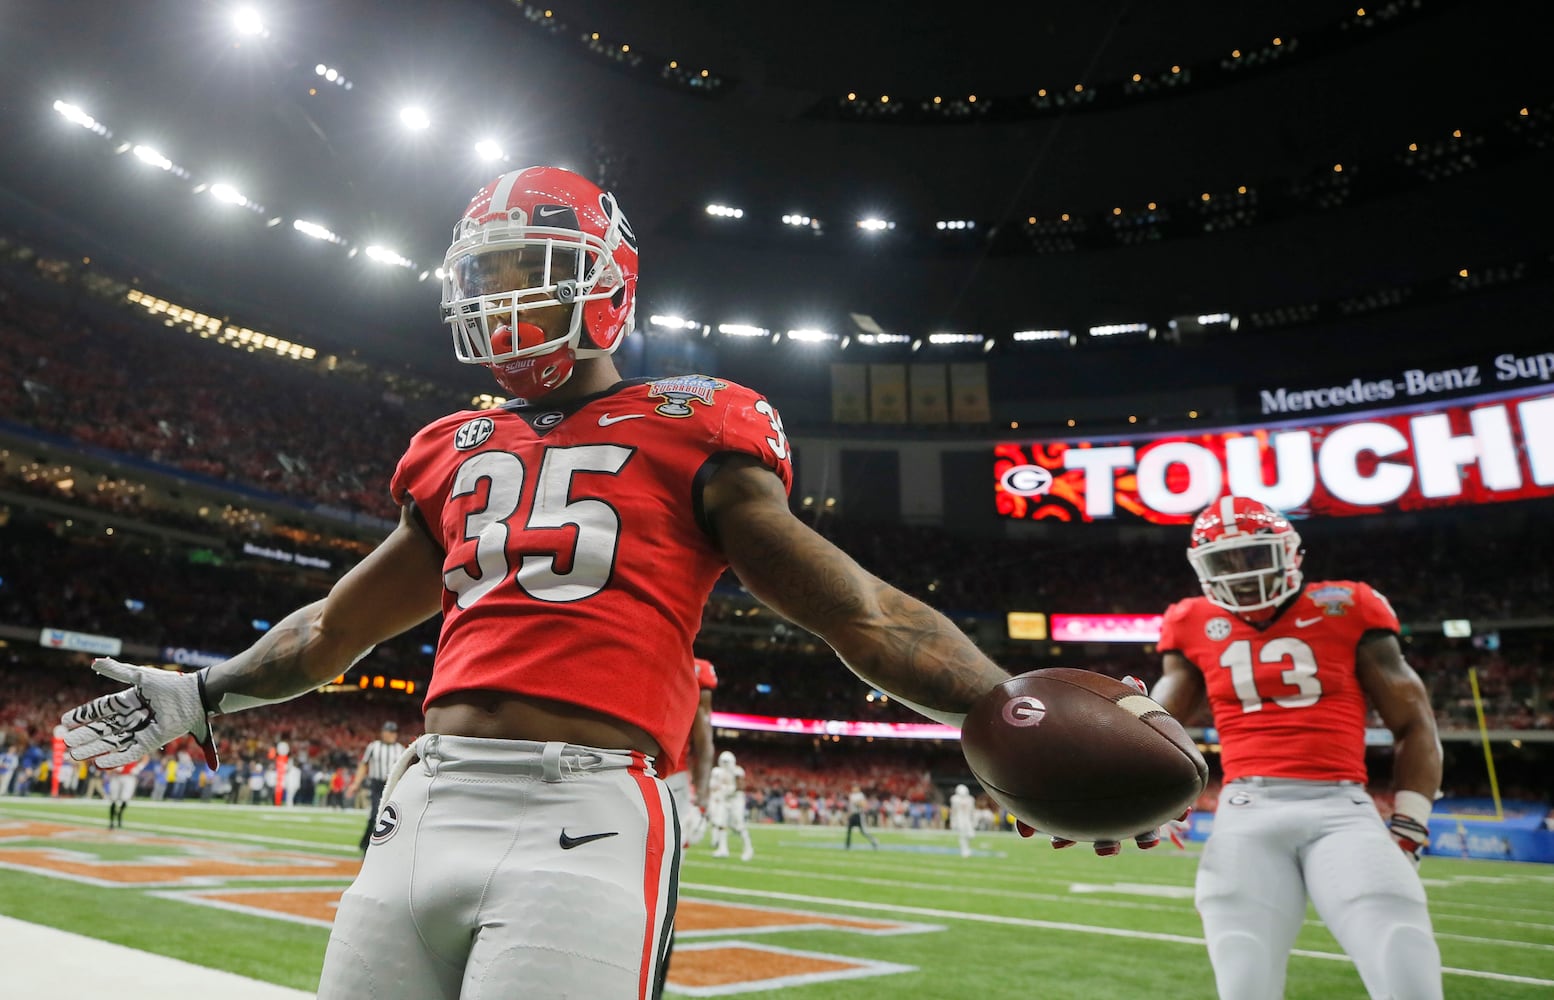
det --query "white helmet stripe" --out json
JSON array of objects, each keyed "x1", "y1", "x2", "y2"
[
  {"x1": 1219, "y1": 495, "x2": 1240, "y2": 535},
  {"x1": 487, "y1": 170, "x2": 522, "y2": 217}
]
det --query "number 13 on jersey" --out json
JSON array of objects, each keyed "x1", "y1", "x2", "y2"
[{"x1": 1220, "y1": 637, "x2": 1323, "y2": 713}]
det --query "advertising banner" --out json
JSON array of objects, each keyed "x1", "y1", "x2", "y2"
[
  {"x1": 38, "y1": 627, "x2": 122, "y2": 657},
  {"x1": 1050, "y1": 614, "x2": 1164, "y2": 643},
  {"x1": 995, "y1": 387, "x2": 1554, "y2": 523},
  {"x1": 1249, "y1": 349, "x2": 1554, "y2": 417},
  {"x1": 711, "y1": 711, "x2": 959, "y2": 740}
]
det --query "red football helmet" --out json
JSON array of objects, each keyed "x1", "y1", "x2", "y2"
[
  {"x1": 441, "y1": 166, "x2": 640, "y2": 401},
  {"x1": 1187, "y1": 496, "x2": 1304, "y2": 617}
]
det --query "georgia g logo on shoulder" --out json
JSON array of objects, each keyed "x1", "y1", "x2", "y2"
[
  {"x1": 454, "y1": 416, "x2": 495, "y2": 451},
  {"x1": 370, "y1": 803, "x2": 401, "y2": 845}
]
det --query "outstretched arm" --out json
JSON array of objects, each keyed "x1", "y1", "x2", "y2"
[
  {"x1": 703, "y1": 456, "x2": 1007, "y2": 726},
  {"x1": 63, "y1": 506, "x2": 445, "y2": 770},
  {"x1": 201, "y1": 505, "x2": 446, "y2": 711}
]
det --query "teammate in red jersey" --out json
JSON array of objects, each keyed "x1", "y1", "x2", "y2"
[
  {"x1": 1150, "y1": 496, "x2": 1443, "y2": 1000},
  {"x1": 665, "y1": 655, "x2": 718, "y2": 851},
  {"x1": 58, "y1": 165, "x2": 1143, "y2": 1000},
  {"x1": 652, "y1": 655, "x2": 716, "y2": 1000}
]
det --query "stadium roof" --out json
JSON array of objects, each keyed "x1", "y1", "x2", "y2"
[{"x1": 0, "y1": 0, "x2": 1549, "y2": 383}]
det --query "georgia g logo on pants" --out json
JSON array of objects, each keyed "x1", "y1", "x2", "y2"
[{"x1": 371, "y1": 803, "x2": 401, "y2": 845}]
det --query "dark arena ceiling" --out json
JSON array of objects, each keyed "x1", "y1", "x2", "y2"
[{"x1": 0, "y1": 0, "x2": 1550, "y2": 402}]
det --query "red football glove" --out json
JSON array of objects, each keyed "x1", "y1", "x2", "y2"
[{"x1": 1018, "y1": 809, "x2": 1191, "y2": 855}]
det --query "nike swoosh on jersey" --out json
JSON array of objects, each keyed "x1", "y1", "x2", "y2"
[
  {"x1": 1295, "y1": 616, "x2": 1324, "y2": 627},
  {"x1": 559, "y1": 829, "x2": 620, "y2": 849},
  {"x1": 598, "y1": 413, "x2": 646, "y2": 426}
]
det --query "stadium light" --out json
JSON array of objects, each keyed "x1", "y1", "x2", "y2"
[
  {"x1": 52, "y1": 100, "x2": 110, "y2": 136},
  {"x1": 705, "y1": 203, "x2": 744, "y2": 219},
  {"x1": 399, "y1": 106, "x2": 431, "y2": 131},
  {"x1": 131, "y1": 145, "x2": 173, "y2": 171},
  {"x1": 209, "y1": 183, "x2": 249, "y2": 207},
  {"x1": 365, "y1": 245, "x2": 413, "y2": 268},
  {"x1": 1012, "y1": 329, "x2": 1069, "y2": 342},
  {"x1": 649, "y1": 314, "x2": 700, "y2": 330},
  {"x1": 856, "y1": 217, "x2": 895, "y2": 232},
  {"x1": 717, "y1": 323, "x2": 768, "y2": 337},
  {"x1": 292, "y1": 219, "x2": 342, "y2": 244},
  {"x1": 474, "y1": 139, "x2": 505, "y2": 161},
  {"x1": 231, "y1": 7, "x2": 268, "y2": 37},
  {"x1": 785, "y1": 328, "x2": 837, "y2": 343},
  {"x1": 1088, "y1": 322, "x2": 1153, "y2": 338}
]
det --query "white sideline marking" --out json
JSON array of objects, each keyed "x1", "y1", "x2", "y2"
[
  {"x1": 0, "y1": 915, "x2": 314, "y2": 998},
  {"x1": 681, "y1": 882, "x2": 1554, "y2": 988}
]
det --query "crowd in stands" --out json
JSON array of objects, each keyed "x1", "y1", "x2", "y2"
[
  {"x1": 1, "y1": 250, "x2": 1552, "y2": 818},
  {"x1": 0, "y1": 265, "x2": 445, "y2": 521}
]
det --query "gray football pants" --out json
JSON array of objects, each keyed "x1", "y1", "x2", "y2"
[
  {"x1": 1196, "y1": 777, "x2": 1441, "y2": 1000},
  {"x1": 317, "y1": 735, "x2": 680, "y2": 1000}
]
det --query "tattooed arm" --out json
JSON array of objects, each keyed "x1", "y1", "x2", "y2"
[
  {"x1": 201, "y1": 505, "x2": 446, "y2": 712},
  {"x1": 62, "y1": 506, "x2": 445, "y2": 770},
  {"x1": 703, "y1": 456, "x2": 1008, "y2": 726}
]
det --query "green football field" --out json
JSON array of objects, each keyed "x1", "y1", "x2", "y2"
[{"x1": 1, "y1": 797, "x2": 1550, "y2": 998}]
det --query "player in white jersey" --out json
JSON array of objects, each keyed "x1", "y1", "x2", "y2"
[
  {"x1": 949, "y1": 784, "x2": 977, "y2": 857},
  {"x1": 708, "y1": 750, "x2": 753, "y2": 861}
]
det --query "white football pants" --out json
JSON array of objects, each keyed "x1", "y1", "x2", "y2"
[
  {"x1": 317, "y1": 735, "x2": 680, "y2": 1000},
  {"x1": 1196, "y1": 777, "x2": 1441, "y2": 1000}
]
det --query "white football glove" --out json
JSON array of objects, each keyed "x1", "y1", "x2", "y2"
[
  {"x1": 60, "y1": 658, "x2": 218, "y2": 770},
  {"x1": 683, "y1": 805, "x2": 707, "y2": 847}
]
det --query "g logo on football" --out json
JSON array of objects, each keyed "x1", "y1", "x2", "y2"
[
  {"x1": 371, "y1": 803, "x2": 401, "y2": 845},
  {"x1": 1003, "y1": 696, "x2": 1047, "y2": 727},
  {"x1": 455, "y1": 417, "x2": 495, "y2": 451},
  {"x1": 1000, "y1": 464, "x2": 1053, "y2": 497}
]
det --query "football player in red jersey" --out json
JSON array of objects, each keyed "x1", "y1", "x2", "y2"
[
  {"x1": 663, "y1": 656, "x2": 717, "y2": 851},
  {"x1": 652, "y1": 655, "x2": 716, "y2": 1000},
  {"x1": 57, "y1": 165, "x2": 1148, "y2": 1000},
  {"x1": 1150, "y1": 496, "x2": 1443, "y2": 1000}
]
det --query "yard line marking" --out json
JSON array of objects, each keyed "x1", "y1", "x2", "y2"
[
  {"x1": 690, "y1": 863, "x2": 1193, "y2": 915},
  {"x1": 0, "y1": 805, "x2": 360, "y2": 855},
  {"x1": 1428, "y1": 911, "x2": 1554, "y2": 932},
  {"x1": 1434, "y1": 932, "x2": 1554, "y2": 953},
  {"x1": 1068, "y1": 882, "x2": 1197, "y2": 899},
  {"x1": 681, "y1": 882, "x2": 1554, "y2": 988},
  {"x1": 665, "y1": 940, "x2": 915, "y2": 996}
]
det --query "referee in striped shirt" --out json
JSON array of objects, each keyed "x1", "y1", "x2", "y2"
[{"x1": 350, "y1": 721, "x2": 403, "y2": 852}]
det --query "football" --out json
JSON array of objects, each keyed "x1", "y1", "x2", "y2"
[{"x1": 959, "y1": 668, "x2": 1209, "y2": 842}]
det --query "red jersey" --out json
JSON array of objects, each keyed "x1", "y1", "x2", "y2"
[
  {"x1": 391, "y1": 375, "x2": 791, "y2": 771},
  {"x1": 694, "y1": 657, "x2": 719, "y2": 694},
  {"x1": 660, "y1": 656, "x2": 721, "y2": 780},
  {"x1": 1157, "y1": 580, "x2": 1400, "y2": 783}
]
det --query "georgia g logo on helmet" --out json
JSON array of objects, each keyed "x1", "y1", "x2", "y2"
[{"x1": 599, "y1": 191, "x2": 638, "y2": 253}]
